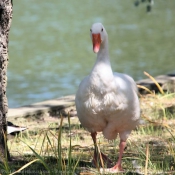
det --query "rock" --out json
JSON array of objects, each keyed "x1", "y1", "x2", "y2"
[{"x1": 137, "y1": 74, "x2": 175, "y2": 94}]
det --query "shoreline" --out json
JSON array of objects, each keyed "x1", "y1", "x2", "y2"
[{"x1": 7, "y1": 74, "x2": 175, "y2": 124}]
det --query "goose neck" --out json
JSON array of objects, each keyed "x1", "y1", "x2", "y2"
[{"x1": 97, "y1": 40, "x2": 110, "y2": 63}]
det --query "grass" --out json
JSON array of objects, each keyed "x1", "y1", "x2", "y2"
[{"x1": 1, "y1": 77, "x2": 175, "y2": 174}]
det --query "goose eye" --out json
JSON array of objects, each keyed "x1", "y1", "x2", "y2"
[{"x1": 101, "y1": 28, "x2": 103, "y2": 32}]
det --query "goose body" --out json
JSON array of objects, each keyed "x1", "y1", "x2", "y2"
[
  {"x1": 76, "y1": 72, "x2": 139, "y2": 140},
  {"x1": 75, "y1": 23, "x2": 140, "y2": 172}
]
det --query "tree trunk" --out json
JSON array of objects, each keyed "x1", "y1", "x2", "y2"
[{"x1": 0, "y1": 0, "x2": 13, "y2": 161}]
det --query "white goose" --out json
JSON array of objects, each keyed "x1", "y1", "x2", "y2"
[{"x1": 75, "y1": 23, "x2": 140, "y2": 172}]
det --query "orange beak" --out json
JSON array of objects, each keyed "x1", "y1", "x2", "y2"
[{"x1": 92, "y1": 34, "x2": 102, "y2": 53}]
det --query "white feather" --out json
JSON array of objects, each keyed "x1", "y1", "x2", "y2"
[{"x1": 75, "y1": 23, "x2": 140, "y2": 141}]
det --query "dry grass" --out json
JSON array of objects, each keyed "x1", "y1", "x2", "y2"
[{"x1": 1, "y1": 89, "x2": 175, "y2": 174}]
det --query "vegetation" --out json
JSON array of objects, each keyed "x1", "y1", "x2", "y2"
[{"x1": 0, "y1": 79, "x2": 175, "y2": 174}]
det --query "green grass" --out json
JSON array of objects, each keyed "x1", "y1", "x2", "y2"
[{"x1": 1, "y1": 91, "x2": 175, "y2": 175}]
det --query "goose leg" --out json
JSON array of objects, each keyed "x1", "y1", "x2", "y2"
[
  {"x1": 111, "y1": 139, "x2": 126, "y2": 171},
  {"x1": 91, "y1": 132, "x2": 113, "y2": 168}
]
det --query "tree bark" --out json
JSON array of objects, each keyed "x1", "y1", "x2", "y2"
[{"x1": 0, "y1": 0, "x2": 13, "y2": 161}]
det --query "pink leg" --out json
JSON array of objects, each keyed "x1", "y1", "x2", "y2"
[
  {"x1": 91, "y1": 132, "x2": 113, "y2": 168},
  {"x1": 111, "y1": 140, "x2": 126, "y2": 171}
]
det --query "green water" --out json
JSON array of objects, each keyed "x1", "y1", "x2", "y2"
[{"x1": 8, "y1": 0, "x2": 175, "y2": 107}]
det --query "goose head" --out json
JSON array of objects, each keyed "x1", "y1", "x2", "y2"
[{"x1": 90, "y1": 23, "x2": 108, "y2": 53}]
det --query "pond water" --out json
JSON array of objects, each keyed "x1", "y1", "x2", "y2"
[{"x1": 8, "y1": 0, "x2": 175, "y2": 108}]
